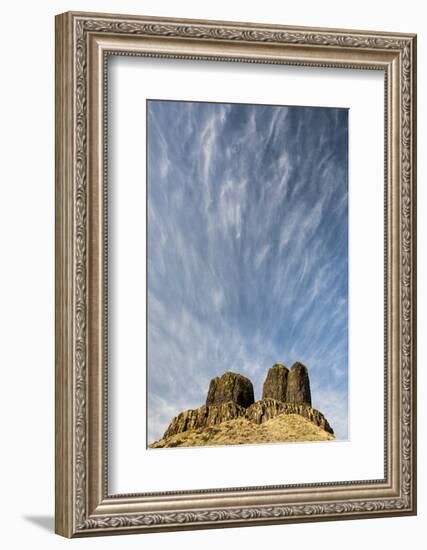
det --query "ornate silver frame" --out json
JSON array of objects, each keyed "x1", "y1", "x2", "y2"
[{"x1": 55, "y1": 11, "x2": 417, "y2": 537}]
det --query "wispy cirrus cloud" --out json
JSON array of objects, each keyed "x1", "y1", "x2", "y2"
[{"x1": 147, "y1": 100, "x2": 348, "y2": 443}]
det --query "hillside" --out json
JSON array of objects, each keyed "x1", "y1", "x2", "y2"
[{"x1": 149, "y1": 413, "x2": 335, "y2": 448}]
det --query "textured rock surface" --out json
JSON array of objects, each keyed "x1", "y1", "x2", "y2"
[
  {"x1": 262, "y1": 363, "x2": 289, "y2": 401},
  {"x1": 206, "y1": 371, "x2": 254, "y2": 408},
  {"x1": 150, "y1": 414, "x2": 335, "y2": 448},
  {"x1": 163, "y1": 401, "x2": 246, "y2": 439},
  {"x1": 286, "y1": 362, "x2": 312, "y2": 406},
  {"x1": 245, "y1": 398, "x2": 333, "y2": 434}
]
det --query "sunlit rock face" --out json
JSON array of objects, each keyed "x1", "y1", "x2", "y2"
[
  {"x1": 163, "y1": 401, "x2": 246, "y2": 439},
  {"x1": 206, "y1": 371, "x2": 254, "y2": 409},
  {"x1": 245, "y1": 398, "x2": 333, "y2": 434}
]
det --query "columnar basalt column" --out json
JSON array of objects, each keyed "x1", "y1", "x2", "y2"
[
  {"x1": 262, "y1": 363, "x2": 289, "y2": 401},
  {"x1": 285, "y1": 362, "x2": 312, "y2": 406}
]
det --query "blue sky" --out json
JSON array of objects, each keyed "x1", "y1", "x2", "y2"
[{"x1": 147, "y1": 100, "x2": 348, "y2": 443}]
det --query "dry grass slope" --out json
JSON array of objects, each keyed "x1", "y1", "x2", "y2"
[{"x1": 149, "y1": 413, "x2": 335, "y2": 449}]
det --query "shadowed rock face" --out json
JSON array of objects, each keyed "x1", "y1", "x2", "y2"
[
  {"x1": 262, "y1": 363, "x2": 289, "y2": 401},
  {"x1": 206, "y1": 371, "x2": 254, "y2": 409},
  {"x1": 286, "y1": 362, "x2": 312, "y2": 406}
]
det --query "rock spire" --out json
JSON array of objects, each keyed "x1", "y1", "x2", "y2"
[
  {"x1": 285, "y1": 362, "x2": 312, "y2": 406},
  {"x1": 262, "y1": 363, "x2": 289, "y2": 401}
]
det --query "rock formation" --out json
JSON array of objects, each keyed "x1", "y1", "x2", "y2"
[
  {"x1": 152, "y1": 362, "x2": 333, "y2": 448},
  {"x1": 245, "y1": 398, "x2": 333, "y2": 434},
  {"x1": 285, "y1": 362, "x2": 312, "y2": 406},
  {"x1": 206, "y1": 371, "x2": 254, "y2": 408},
  {"x1": 262, "y1": 363, "x2": 289, "y2": 401},
  {"x1": 163, "y1": 397, "x2": 333, "y2": 439},
  {"x1": 151, "y1": 414, "x2": 335, "y2": 448},
  {"x1": 163, "y1": 401, "x2": 246, "y2": 439}
]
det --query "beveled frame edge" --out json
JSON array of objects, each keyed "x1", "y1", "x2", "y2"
[{"x1": 55, "y1": 11, "x2": 417, "y2": 538}]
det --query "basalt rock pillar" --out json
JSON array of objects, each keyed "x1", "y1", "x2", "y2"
[
  {"x1": 206, "y1": 371, "x2": 254, "y2": 409},
  {"x1": 262, "y1": 363, "x2": 289, "y2": 401},
  {"x1": 285, "y1": 362, "x2": 312, "y2": 406}
]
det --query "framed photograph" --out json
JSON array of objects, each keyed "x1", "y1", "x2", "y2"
[{"x1": 55, "y1": 11, "x2": 417, "y2": 537}]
